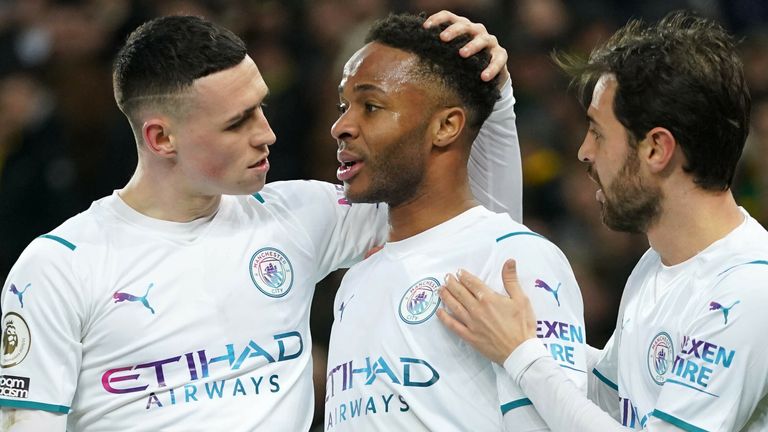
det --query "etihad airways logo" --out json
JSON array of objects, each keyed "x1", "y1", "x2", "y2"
[{"x1": 101, "y1": 331, "x2": 304, "y2": 410}]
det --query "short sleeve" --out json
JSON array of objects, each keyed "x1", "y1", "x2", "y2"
[
  {"x1": 0, "y1": 236, "x2": 85, "y2": 414},
  {"x1": 653, "y1": 264, "x2": 768, "y2": 431},
  {"x1": 494, "y1": 233, "x2": 588, "y2": 386},
  {"x1": 490, "y1": 232, "x2": 588, "y2": 428}
]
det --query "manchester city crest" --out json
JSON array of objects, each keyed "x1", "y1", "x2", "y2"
[
  {"x1": 647, "y1": 331, "x2": 674, "y2": 385},
  {"x1": 398, "y1": 277, "x2": 441, "y2": 325},
  {"x1": 2, "y1": 313, "x2": 31, "y2": 368},
  {"x1": 249, "y1": 248, "x2": 294, "y2": 298}
]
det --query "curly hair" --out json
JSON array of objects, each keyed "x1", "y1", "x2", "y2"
[
  {"x1": 113, "y1": 15, "x2": 246, "y2": 120},
  {"x1": 365, "y1": 13, "x2": 500, "y2": 134},
  {"x1": 555, "y1": 11, "x2": 750, "y2": 191}
]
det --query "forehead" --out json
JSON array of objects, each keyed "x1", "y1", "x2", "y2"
[
  {"x1": 191, "y1": 55, "x2": 267, "y2": 118},
  {"x1": 339, "y1": 42, "x2": 423, "y2": 93},
  {"x1": 588, "y1": 74, "x2": 618, "y2": 122}
]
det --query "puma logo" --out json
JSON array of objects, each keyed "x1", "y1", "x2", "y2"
[
  {"x1": 709, "y1": 300, "x2": 740, "y2": 325},
  {"x1": 114, "y1": 283, "x2": 156, "y2": 314},
  {"x1": 9, "y1": 283, "x2": 31, "y2": 308},
  {"x1": 535, "y1": 279, "x2": 561, "y2": 307}
]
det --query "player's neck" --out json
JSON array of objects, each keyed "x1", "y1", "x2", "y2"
[
  {"x1": 387, "y1": 177, "x2": 476, "y2": 243},
  {"x1": 119, "y1": 166, "x2": 221, "y2": 222},
  {"x1": 647, "y1": 186, "x2": 743, "y2": 266}
]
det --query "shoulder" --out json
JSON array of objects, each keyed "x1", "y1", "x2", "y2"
[
  {"x1": 28, "y1": 201, "x2": 106, "y2": 256},
  {"x1": 493, "y1": 220, "x2": 567, "y2": 265},
  {"x1": 9, "y1": 195, "x2": 130, "y2": 278},
  {"x1": 623, "y1": 248, "x2": 658, "y2": 289},
  {"x1": 259, "y1": 180, "x2": 345, "y2": 205},
  {"x1": 699, "y1": 213, "x2": 768, "y2": 279},
  {"x1": 707, "y1": 260, "x2": 768, "y2": 311}
]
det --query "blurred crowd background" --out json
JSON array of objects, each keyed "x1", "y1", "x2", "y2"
[{"x1": 1, "y1": 0, "x2": 767, "y2": 426}]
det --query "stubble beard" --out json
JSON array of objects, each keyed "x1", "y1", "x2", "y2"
[
  {"x1": 346, "y1": 123, "x2": 428, "y2": 208},
  {"x1": 600, "y1": 151, "x2": 662, "y2": 234}
]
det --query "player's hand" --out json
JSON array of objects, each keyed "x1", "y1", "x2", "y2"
[
  {"x1": 423, "y1": 10, "x2": 509, "y2": 88},
  {"x1": 437, "y1": 259, "x2": 536, "y2": 364}
]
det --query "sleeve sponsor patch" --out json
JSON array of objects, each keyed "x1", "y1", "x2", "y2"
[{"x1": 0, "y1": 375, "x2": 30, "y2": 399}]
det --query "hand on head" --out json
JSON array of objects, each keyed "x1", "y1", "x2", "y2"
[{"x1": 423, "y1": 10, "x2": 510, "y2": 86}]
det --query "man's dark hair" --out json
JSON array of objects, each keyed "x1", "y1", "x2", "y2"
[
  {"x1": 555, "y1": 11, "x2": 750, "y2": 191},
  {"x1": 365, "y1": 13, "x2": 500, "y2": 136},
  {"x1": 113, "y1": 15, "x2": 247, "y2": 119}
]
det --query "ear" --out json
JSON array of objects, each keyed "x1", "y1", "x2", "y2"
[
  {"x1": 431, "y1": 107, "x2": 466, "y2": 148},
  {"x1": 641, "y1": 127, "x2": 676, "y2": 174},
  {"x1": 141, "y1": 118, "x2": 176, "y2": 158}
]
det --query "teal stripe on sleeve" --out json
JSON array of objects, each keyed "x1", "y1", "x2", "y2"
[
  {"x1": 500, "y1": 398, "x2": 532, "y2": 415},
  {"x1": 0, "y1": 398, "x2": 69, "y2": 413},
  {"x1": 652, "y1": 410, "x2": 709, "y2": 432},
  {"x1": 38, "y1": 234, "x2": 76, "y2": 251},
  {"x1": 664, "y1": 379, "x2": 719, "y2": 398},
  {"x1": 717, "y1": 259, "x2": 768, "y2": 276},
  {"x1": 496, "y1": 231, "x2": 545, "y2": 243},
  {"x1": 592, "y1": 368, "x2": 618, "y2": 391}
]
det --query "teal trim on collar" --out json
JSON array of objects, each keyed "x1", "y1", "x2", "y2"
[
  {"x1": 252, "y1": 193, "x2": 265, "y2": 204},
  {"x1": 38, "y1": 234, "x2": 76, "y2": 251}
]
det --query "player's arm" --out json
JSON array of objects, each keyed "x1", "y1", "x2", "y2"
[
  {"x1": 585, "y1": 335, "x2": 622, "y2": 420},
  {"x1": 439, "y1": 260, "x2": 685, "y2": 431},
  {"x1": 0, "y1": 408, "x2": 66, "y2": 431},
  {"x1": 425, "y1": 10, "x2": 522, "y2": 221},
  {"x1": 449, "y1": 236, "x2": 586, "y2": 430},
  {"x1": 0, "y1": 237, "x2": 83, "y2": 428}
]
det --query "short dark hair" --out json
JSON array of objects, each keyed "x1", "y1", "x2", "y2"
[
  {"x1": 365, "y1": 13, "x2": 500, "y2": 135},
  {"x1": 556, "y1": 11, "x2": 750, "y2": 191},
  {"x1": 113, "y1": 15, "x2": 247, "y2": 119}
]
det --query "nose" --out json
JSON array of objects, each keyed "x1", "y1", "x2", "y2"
[
  {"x1": 577, "y1": 134, "x2": 593, "y2": 163},
  {"x1": 331, "y1": 109, "x2": 358, "y2": 145},
  {"x1": 252, "y1": 108, "x2": 276, "y2": 148}
]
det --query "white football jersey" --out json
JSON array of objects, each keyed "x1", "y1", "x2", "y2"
[
  {"x1": 325, "y1": 206, "x2": 586, "y2": 431},
  {"x1": 0, "y1": 182, "x2": 387, "y2": 431},
  {"x1": 0, "y1": 79, "x2": 521, "y2": 431},
  {"x1": 593, "y1": 209, "x2": 768, "y2": 431}
]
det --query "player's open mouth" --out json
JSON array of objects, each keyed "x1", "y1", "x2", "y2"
[
  {"x1": 249, "y1": 158, "x2": 270, "y2": 172},
  {"x1": 337, "y1": 160, "x2": 363, "y2": 182}
]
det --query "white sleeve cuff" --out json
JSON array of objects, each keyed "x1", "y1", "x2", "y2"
[
  {"x1": 497, "y1": 77, "x2": 513, "y2": 107},
  {"x1": 503, "y1": 338, "x2": 549, "y2": 384}
]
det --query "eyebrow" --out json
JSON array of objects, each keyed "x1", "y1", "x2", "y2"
[
  {"x1": 225, "y1": 90, "x2": 270, "y2": 125},
  {"x1": 586, "y1": 113, "x2": 600, "y2": 127},
  {"x1": 338, "y1": 83, "x2": 385, "y2": 94}
]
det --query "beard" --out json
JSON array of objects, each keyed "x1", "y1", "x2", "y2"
[
  {"x1": 345, "y1": 122, "x2": 428, "y2": 208},
  {"x1": 595, "y1": 150, "x2": 662, "y2": 234}
]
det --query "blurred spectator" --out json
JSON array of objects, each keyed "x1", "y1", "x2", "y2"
[{"x1": 0, "y1": 71, "x2": 78, "y2": 281}]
